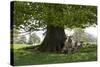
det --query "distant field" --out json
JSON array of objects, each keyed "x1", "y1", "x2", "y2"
[{"x1": 12, "y1": 44, "x2": 97, "y2": 66}]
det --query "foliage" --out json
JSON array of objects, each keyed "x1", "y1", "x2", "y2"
[
  {"x1": 12, "y1": 1, "x2": 97, "y2": 31},
  {"x1": 13, "y1": 28, "x2": 27, "y2": 44},
  {"x1": 17, "y1": 35, "x2": 27, "y2": 44},
  {"x1": 28, "y1": 33, "x2": 40, "y2": 44},
  {"x1": 72, "y1": 28, "x2": 89, "y2": 42},
  {"x1": 13, "y1": 44, "x2": 97, "y2": 66},
  {"x1": 13, "y1": 28, "x2": 20, "y2": 44}
]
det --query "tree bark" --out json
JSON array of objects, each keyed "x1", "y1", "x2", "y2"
[{"x1": 38, "y1": 25, "x2": 66, "y2": 52}]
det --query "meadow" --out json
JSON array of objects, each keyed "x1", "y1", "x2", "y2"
[{"x1": 12, "y1": 44, "x2": 97, "y2": 66}]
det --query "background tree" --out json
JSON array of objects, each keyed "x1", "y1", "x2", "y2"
[
  {"x1": 13, "y1": 28, "x2": 20, "y2": 44},
  {"x1": 17, "y1": 35, "x2": 27, "y2": 44},
  {"x1": 12, "y1": 1, "x2": 97, "y2": 52},
  {"x1": 72, "y1": 28, "x2": 89, "y2": 42},
  {"x1": 28, "y1": 33, "x2": 40, "y2": 45}
]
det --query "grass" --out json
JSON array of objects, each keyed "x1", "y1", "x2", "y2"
[{"x1": 12, "y1": 44, "x2": 97, "y2": 66}]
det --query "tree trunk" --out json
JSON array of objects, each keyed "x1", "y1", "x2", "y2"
[{"x1": 38, "y1": 25, "x2": 66, "y2": 52}]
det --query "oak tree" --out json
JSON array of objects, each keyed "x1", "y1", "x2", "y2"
[{"x1": 12, "y1": 1, "x2": 97, "y2": 52}]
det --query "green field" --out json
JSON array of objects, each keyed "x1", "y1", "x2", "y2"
[{"x1": 12, "y1": 44, "x2": 97, "y2": 66}]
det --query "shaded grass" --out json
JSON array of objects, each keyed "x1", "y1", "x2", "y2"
[{"x1": 13, "y1": 44, "x2": 97, "y2": 66}]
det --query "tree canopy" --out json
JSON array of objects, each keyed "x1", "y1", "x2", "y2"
[{"x1": 12, "y1": 1, "x2": 97, "y2": 31}]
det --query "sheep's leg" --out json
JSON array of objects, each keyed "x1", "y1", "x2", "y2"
[
  {"x1": 71, "y1": 48, "x2": 75, "y2": 53},
  {"x1": 64, "y1": 49, "x2": 68, "y2": 54},
  {"x1": 68, "y1": 48, "x2": 71, "y2": 54}
]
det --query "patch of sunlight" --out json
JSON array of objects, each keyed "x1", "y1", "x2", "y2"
[{"x1": 13, "y1": 44, "x2": 32, "y2": 49}]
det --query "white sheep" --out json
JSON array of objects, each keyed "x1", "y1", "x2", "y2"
[
  {"x1": 62, "y1": 36, "x2": 83, "y2": 54},
  {"x1": 62, "y1": 36, "x2": 73, "y2": 54}
]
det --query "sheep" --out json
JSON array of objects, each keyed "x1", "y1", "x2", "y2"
[
  {"x1": 62, "y1": 36, "x2": 83, "y2": 54},
  {"x1": 62, "y1": 36, "x2": 73, "y2": 54}
]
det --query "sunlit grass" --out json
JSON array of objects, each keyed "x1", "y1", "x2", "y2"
[
  {"x1": 12, "y1": 44, "x2": 32, "y2": 49},
  {"x1": 12, "y1": 44, "x2": 97, "y2": 66}
]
